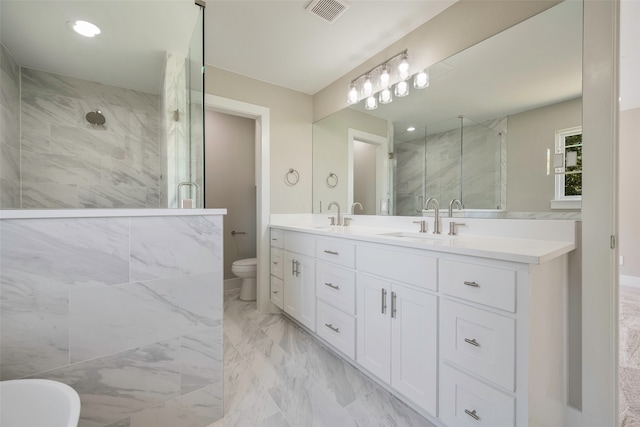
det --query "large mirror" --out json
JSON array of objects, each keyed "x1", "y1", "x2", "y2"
[
  {"x1": 0, "y1": 0, "x2": 204, "y2": 209},
  {"x1": 312, "y1": 1, "x2": 582, "y2": 217}
]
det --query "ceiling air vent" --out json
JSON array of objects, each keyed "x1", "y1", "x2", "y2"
[{"x1": 305, "y1": 0, "x2": 350, "y2": 24}]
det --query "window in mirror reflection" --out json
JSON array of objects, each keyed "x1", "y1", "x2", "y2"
[{"x1": 554, "y1": 127, "x2": 583, "y2": 200}]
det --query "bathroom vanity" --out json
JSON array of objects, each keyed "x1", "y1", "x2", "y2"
[{"x1": 269, "y1": 216, "x2": 576, "y2": 427}]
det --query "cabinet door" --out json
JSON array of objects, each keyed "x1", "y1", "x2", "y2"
[
  {"x1": 391, "y1": 283, "x2": 438, "y2": 416},
  {"x1": 283, "y1": 251, "x2": 300, "y2": 319},
  {"x1": 297, "y1": 253, "x2": 316, "y2": 332},
  {"x1": 283, "y1": 251, "x2": 315, "y2": 331},
  {"x1": 357, "y1": 274, "x2": 391, "y2": 383}
]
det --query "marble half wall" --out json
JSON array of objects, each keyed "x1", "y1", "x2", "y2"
[{"x1": 0, "y1": 213, "x2": 224, "y2": 427}]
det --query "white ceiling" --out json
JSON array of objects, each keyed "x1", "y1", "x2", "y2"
[
  {"x1": 204, "y1": 0, "x2": 457, "y2": 95},
  {"x1": 1, "y1": 0, "x2": 637, "y2": 110}
]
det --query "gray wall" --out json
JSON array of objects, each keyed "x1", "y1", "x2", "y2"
[
  {"x1": 620, "y1": 107, "x2": 640, "y2": 279},
  {"x1": 0, "y1": 43, "x2": 20, "y2": 208},
  {"x1": 205, "y1": 109, "x2": 256, "y2": 280},
  {"x1": 507, "y1": 97, "x2": 582, "y2": 212},
  {"x1": 0, "y1": 214, "x2": 223, "y2": 427},
  {"x1": 19, "y1": 67, "x2": 162, "y2": 208}
]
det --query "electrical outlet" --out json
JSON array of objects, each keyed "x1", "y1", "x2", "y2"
[{"x1": 620, "y1": 255, "x2": 624, "y2": 266}]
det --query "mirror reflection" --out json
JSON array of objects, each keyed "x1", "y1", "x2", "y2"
[
  {"x1": 0, "y1": 1, "x2": 204, "y2": 209},
  {"x1": 312, "y1": 1, "x2": 582, "y2": 217}
]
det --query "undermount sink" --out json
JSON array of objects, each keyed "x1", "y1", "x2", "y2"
[
  {"x1": 378, "y1": 231, "x2": 454, "y2": 240},
  {"x1": 0, "y1": 379, "x2": 81, "y2": 427}
]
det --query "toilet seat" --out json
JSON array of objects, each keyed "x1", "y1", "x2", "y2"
[{"x1": 232, "y1": 258, "x2": 257, "y2": 273}]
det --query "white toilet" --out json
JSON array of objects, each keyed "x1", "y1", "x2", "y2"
[{"x1": 231, "y1": 258, "x2": 257, "y2": 301}]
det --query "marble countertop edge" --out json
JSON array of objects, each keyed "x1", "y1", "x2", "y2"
[{"x1": 0, "y1": 208, "x2": 228, "y2": 220}]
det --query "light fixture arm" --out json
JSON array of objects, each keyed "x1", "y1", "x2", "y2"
[{"x1": 349, "y1": 49, "x2": 408, "y2": 85}]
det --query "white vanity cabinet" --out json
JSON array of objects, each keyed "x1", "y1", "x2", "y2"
[
  {"x1": 269, "y1": 224, "x2": 572, "y2": 427},
  {"x1": 356, "y1": 244, "x2": 438, "y2": 417},
  {"x1": 269, "y1": 229, "x2": 284, "y2": 309},
  {"x1": 282, "y1": 232, "x2": 316, "y2": 331}
]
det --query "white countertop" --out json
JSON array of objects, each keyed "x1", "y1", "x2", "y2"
[{"x1": 270, "y1": 223, "x2": 575, "y2": 265}]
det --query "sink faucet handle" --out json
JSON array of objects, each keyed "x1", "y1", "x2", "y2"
[
  {"x1": 328, "y1": 216, "x2": 336, "y2": 226},
  {"x1": 343, "y1": 217, "x2": 352, "y2": 227},
  {"x1": 448, "y1": 221, "x2": 466, "y2": 236},
  {"x1": 413, "y1": 220, "x2": 428, "y2": 233}
]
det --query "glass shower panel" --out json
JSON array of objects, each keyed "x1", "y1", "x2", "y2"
[
  {"x1": 165, "y1": 6, "x2": 204, "y2": 208},
  {"x1": 460, "y1": 116, "x2": 505, "y2": 209},
  {"x1": 425, "y1": 117, "x2": 463, "y2": 206}
]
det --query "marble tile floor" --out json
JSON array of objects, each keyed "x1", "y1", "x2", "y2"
[
  {"x1": 207, "y1": 289, "x2": 436, "y2": 427},
  {"x1": 620, "y1": 285, "x2": 640, "y2": 426}
]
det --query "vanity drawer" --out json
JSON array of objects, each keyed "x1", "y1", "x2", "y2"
[
  {"x1": 357, "y1": 244, "x2": 437, "y2": 291},
  {"x1": 316, "y1": 262, "x2": 355, "y2": 315},
  {"x1": 284, "y1": 231, "x2": 315, "y2": 257},
  {"x1": 316, "y1": 238, "x2": 356, "y2": 268},
  {"x1": 316, "y1": 300, "x2": 356, "y2": 359},
  {"x1": 440, "y1": 259, "x2": 516, "y2": 313},
  {"x1": 271, "y1": 276, "x2": 284, "y2": 309},
  {"x1": 271, "y1": 248, "x2": 284, "y2": 279},
  {"x1": 440, "y1": 363, "x2": 515, "y2": 427},
  {"x1": 440, "y1": 299, "x2": 515, "y2": 391},
  {"x1": 270, "y1": 229, "x2": 284, "y2": 249}
]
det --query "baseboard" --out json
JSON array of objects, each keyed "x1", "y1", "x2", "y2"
[
  {"x1": 620, "y1": 275, "x2": 640, "y2": 289},
  {"x1": 224, "y1": 277, "x2": 242, "y2": 292}
]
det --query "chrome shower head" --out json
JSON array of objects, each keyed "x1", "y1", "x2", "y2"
[{"x1": 85, "y1": 109, "x2": 105, "y2": 126}]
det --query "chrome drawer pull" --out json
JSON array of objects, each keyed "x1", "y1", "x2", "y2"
[
  {"x1": 382, "y1": 288, "x2": 387, "y2": 314},
  {"x1": 272, "y1": 238, "x2": 278, "y2": 241},
  {"x1": 324, "y1": 282, "x2": 340, "y2": 290},
  {"x1": 272, "y1": 290, "x2": 278, "y2": 294},
  {"x1": 325, "y1": 323, "x2": 340, "y2": 333},
  {"x1": 464, "y1": 338, "x2": 480, "y2": 347},
  {"x1": 272, "y1": 261, "x2": 278, "y2": 265},
  {"x1": 464, "y1": 281, "x2": 480, "y2": 287},
  {"x1": 323, "y1": 250, "x2": 339, "y2": 255},
  {"x1": 391, "y1": 291, "x2": 397, "y2": 319},
  {"x1": 464, "y1": 409, "x2": 480, "y2": 421}
]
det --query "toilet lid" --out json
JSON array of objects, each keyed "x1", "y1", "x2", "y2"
[{"x1": 233, "y1": 258, "x2": 257, "y2": 266}]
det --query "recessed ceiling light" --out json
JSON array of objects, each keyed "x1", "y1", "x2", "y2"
[
  {"x1": 68, "y1": 20, "x2": 101, "y2": 38},
  {"x1": 407, "y1": 126, "x2": 416, "y2": 132}
]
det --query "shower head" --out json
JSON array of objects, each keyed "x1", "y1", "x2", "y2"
[{"x1": 85, "y1": 109, "x2": 105, "y2": 126}]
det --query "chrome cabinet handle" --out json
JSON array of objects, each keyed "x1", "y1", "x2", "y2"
[
  {"x1": 464, "y1": 281, "x2": 480, "y2": 287},
  {"x1": 324, "y1": 282, "x2": 340, "y2": 290},
  {"x1": 272, "y1": 238, "x2": 278, "y2": 241},
  {"x1": 391, "y1": 291, "x2": 397, "y2": 318},
  {"x1": 464, "y1": 338, "x2": 480, "y2": 347},
  {"x1": 272, "y1": 261, "x2": 278, "y2": 265},
  {"x1": 295, "y1": 260, "x2": 300, "y2": 277},
  {"x1": 323, "y1": 250, "x2": 339, "y2": 255},
  {"x1": 292, "y1": 259, "x2": 296, "y2": 275},
  {"x1": 272, "y1": 290, "x2": 278, "y2": 294},
  {"x1": 325, "y1": 323, "x2": 340, "y2": 333},
  {"x1": 464, "y1": 409, "x2": 480, "y2": 421},
  {"x1": 382, "y1": 288, "x2": 387, "y2": 314}
]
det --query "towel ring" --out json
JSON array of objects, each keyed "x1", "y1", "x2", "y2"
[
  {"x1": 326, "y1": 172, "x2": 338, "y2": 188},
  {"x1": 285, "y1": 168, "x2": 299, "y2": 186}
]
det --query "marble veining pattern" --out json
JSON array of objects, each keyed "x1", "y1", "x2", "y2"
[
  {"x1": 130, "y1": 215, "x2": 223, "y2": 281},
  {"x1": 0, "y1": 213, "x2": 224, "y2": 427},
  {"x1": 620, "y1": 286, "x2": 640, "y2": 426},
  {"x1": 18, "y1": 67, "x2": 161, "y2": 208},
  {"x1": 0, "y1": 217, "x2": 130, "y2": 300},
  {"x1": 0, "y1": 43, "x2": 21, "y2": 208},
  {"x1": 212, "y1": 290, "x2": 437, "y2": 427}
]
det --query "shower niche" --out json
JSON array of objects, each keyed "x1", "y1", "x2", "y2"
[{"x1": 0, "y1": 1, "x2": 205, "y2": 209}]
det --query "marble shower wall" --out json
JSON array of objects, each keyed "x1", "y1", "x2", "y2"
[
  {"x1": 395, "y1": 117, "x2": 505, "y2": 215},
  {"x1": 0, "y1": 43, "x2": 21, "y2": 208},
  {"x1": 0, "y1": 214, "x2": 224, "y2": 427},
  {"x1": 19, "y1": 67, "x2": 162, "y2": 208}
]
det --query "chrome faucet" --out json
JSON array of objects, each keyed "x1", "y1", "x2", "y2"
[
  {"x1": 424, "y1": 197, "x2": 441, "y2": 234},
  {"x1": 328, "y1": 201, "x2": 342, "y2": 226},
  {"x1": 351, "y1": 202, "x2": 363, "y2": 214},
  {"x1": 449, "y1": 199, "x2": 463, "y2": 217}
]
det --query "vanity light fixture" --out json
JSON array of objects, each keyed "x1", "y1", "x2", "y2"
[
  {"x1": 347, "y1": 49, "x2": 431, "y2": 108},
  {"x1": 68, "y1": 20, "x2": 101, "y2": 38},
  {"x1": 413, "y1": 69, "x2": 429, "y2": 89}
]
